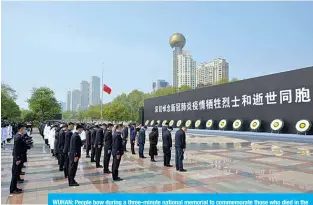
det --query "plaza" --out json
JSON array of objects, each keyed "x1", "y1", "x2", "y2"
[{"x1": 1, "y1": 130, "x2": 313, "y2": 204}]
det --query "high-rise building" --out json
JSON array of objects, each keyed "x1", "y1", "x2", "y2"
[
  {"x1": 66, "y1": 91, "x2": 71, "y2": 112},
  {"x1": 169, "y1": 33, "x2": 196, "y2": 89},
  {"x1": 89, "y1": 76, "x2": 101, "y2": 106},
  {"x1": 169, "y1": 33, "x2": 185, "y2": 89},
  {"x1": 80, "y1": 80, "x2": 89, "y2": 111},
  {"x1": 152, "y1": 80, "x2": 169, "y2": 92},
  {"x1": 177, "y1": 50, "x2": 197, "y2": 89},
  {"x1": 196, "y1": 58, "x2": 229, "y2": 87},
  {"x1": 71, "y1": 90, "x2": 81, "y2": 112}
]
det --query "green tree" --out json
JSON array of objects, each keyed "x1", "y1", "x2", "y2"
[
  {"x1": 1, "y1": 83, "x2": 21, "y2": 121},
  {"x1": 85, "y1": 105, "x2": 101, "y2": 121},
  {"x1": 102, "y1": 102, "x2": 129, "y2": 122},
  {"x1": 20, "y1": 109, "x2": 37, "y2": 122},
  {"x1": 178, "y1": 85, "x2": 192, "y2": 92},
  {"x1": 215, "y1": 78, "x2": 230, "y2": 85},
  {"x1": 77, "y1": 110, "x2": 87, "y2": 122},
  {"x1": 27, "y1": 87, "x2": 61, "y2": 121}
]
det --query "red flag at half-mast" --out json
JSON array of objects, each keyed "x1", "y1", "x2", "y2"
[{"x1": 103, "y1": 84, "x2": 112, "y2": 94}]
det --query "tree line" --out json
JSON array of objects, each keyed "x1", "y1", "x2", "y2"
[{"x1": 1, "y1": 78, "x2": 239, "y2": 124}]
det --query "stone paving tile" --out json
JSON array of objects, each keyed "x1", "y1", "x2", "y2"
[{"x1": 2, "y1": 132, "x2": 313, "y2": 204}]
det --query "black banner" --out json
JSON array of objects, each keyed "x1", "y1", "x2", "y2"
[{"x1": 144, "y1": 66, "x2": 313, "y2": 133}]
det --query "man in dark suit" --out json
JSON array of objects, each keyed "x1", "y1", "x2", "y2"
[
  {"x1": 90, "y1": 125, "x2": 98, "y2": 162},
  {"x1": 63, "y1": 123, "x2": 74, "y2": 178},
  {"x1": 103, "y1": 123, "x2": 113, "y2": 174},
  {"x1": 10, "y1": 123, "x2": 26, "y2": 194},
  {"x1": 68, "y1": 124, "x2": 84, "y2": 186},
  {"x1": 111, "y1": 124, "x2": 124, "y2": 181},
  {"x1": 95, "y1": 124, "x2": 107, "y2": 168},
  {"x1": 122, "y1": 124, "x2": 129, "y2": 152},
  {"x1": 162, "y1": 126, "x2": 173, "y2": 167},
  {"x1": 138, "y1": 126, "x2": 147, "y2": 158},
  {"x1": 175, "y1": 126, "x2": 187, "y2": 172},
  {"x1": 85, "y1": 126, "x2": 92, "y2": 158}
]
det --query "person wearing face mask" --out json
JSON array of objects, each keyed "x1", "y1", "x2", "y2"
[
  {"x1": 68, "y1": 124, "x2": 84, "y2": 186},
  {"x1": 10, "y1": 123, "x2": 27, "y2": 194},
  {"x1": 103, "y1": 123, "x2": 113, "y2": 174},
  {"x1": 63, "y1": 123, "x2": 74, "y2": 178},
  {"x1": 111, "y1": 124, "x2": 124, "y2": 181},
  {"x1": 95, "y1": 123, "x2": 107, "y2": 168}
]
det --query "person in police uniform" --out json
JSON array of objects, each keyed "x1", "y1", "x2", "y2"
[
  {"x1": 10, "y1": 123, "x2": 26, "y2": 194},
  {"x1": 95, "y1": 123, "x2": 107, "y2": 168},
  {"x1": 68, "y1": 124, "x2": 84, "y2": 186},
  {"x1": 103, "y1": 123, "x2": 113, "y2": 173},
  {"x1": 112, "y1": 124, "x2": 124, "y2": 181},
  {"x1": 162, "y1": 126, "x2": 173, "y2": 167}
]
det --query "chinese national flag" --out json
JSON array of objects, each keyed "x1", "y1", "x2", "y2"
[{"x1": 103, "y1": 84, "x2": 112, "y2": 94}]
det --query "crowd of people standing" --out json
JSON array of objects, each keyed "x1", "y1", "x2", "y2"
[{"x1": 7, "y1": 120, "x2": 188, "y2": 194}]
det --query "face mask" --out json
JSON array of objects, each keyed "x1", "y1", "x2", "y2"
[{"x1": 24, "y1": 130, "x2": 28, "y2": 134}]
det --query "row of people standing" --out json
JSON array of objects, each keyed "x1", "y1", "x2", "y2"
[
  {"x1": 40, "y1": 121, "x2": 127, "y2": 182},
  {"x1": 85, "y1": 123, "x2": 131, "y2": 181},
  {"x1": 9, "y1": 123, "x2": 34, "y2": 194},
  {"x1": 139, "y1": 123, "x2": 188, "y2": 172}
]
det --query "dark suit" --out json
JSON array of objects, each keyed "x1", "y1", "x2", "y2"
[
  {"x1": 175, "y1": 129, "x2": 186, "y2": 170},
  {"x1": 112, "y1": 132, "x2": 124, "y2": 180},
  {"x1": 103, "y1": 130, "x2": 113, "y2": 172},
  {"x1": 85, "y1": 130, "x2": 91, "y2": 157},
  {"x1": 95, "y1": 128, "x2": 105, "y2": 167},
  {"x1": 10, "y1": 133, "x2": 25, "y2": 193},
  {"x1": 90, "y1": 129, "x2": 97, "y2": 162},
  {"x1": 149, "y1": 131, "x2": 158, "y2": 159},
  {"x1": 162, "y1": 129, "x2": 172, "y2": 166},
  {"x1": 68, "y1": 132, "x2": 82, "y2": 185},
  {"x1": 63, "y1": 130, "x2": 73, "y2": 177},
  {"x1": 138, "y1": 129, "x2": 146, "y2": 158},
  {"x1": 122, "y1": 127, "x2": 128, "y2": 151}
]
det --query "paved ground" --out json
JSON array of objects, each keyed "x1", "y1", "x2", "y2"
[{"x1": 1, "y1": 130, "x2": 313, "y2": 204}]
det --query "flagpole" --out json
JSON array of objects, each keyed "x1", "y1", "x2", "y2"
[{"x1": 101, "y1": 64, "x2": 104, "y2": 121}]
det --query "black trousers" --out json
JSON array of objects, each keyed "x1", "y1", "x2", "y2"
[
  {"x1": 175, "y1": 148, "x2": 184, "y2": 170},
  {"x1": 122, "y1": 140, "x2": 127, "y2": 151},
  {"x1": 86, "y1": 145, "x2": 91, "y2": 156},
  {"x1": 91, "y1": 146, "x2": 96, "y2": 162},
  {"x1": 131, "y1": 140, "x2": 135, "y2": 154},
  {"x1": 103, "y1": 148, "x2": 111, "y2": 172},
  {"x1": 59, "y1": 153, "x2": 65, "y2": 170},
  {"x1": 64, "y1": 154, "x2": 69, "y2": 177},
  {"x1": 95, "y1": 145, "x2": 103, "y2": 166},
  {"x1": 163, "y1": 146, "x2": 171, "y2": 166},
  {"x1": 68, "y1": 154, "x2": 79, "y2": 184},
  {"x1": 112, "y1": 155, "x2": 121, "y2": 180},
  {"x1": 10, "y1": 159, "x2": 20, "y2": 192}
]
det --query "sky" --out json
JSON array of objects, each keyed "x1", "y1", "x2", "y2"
[{"x1": 2, "y1": 1, "x2": 313, "y2": 109}]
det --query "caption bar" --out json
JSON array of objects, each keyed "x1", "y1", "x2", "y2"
[{"x1": 48, "y1": 194, "x2": 312, "y2": 205}]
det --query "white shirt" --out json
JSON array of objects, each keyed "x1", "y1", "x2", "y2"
[
  {"x1": 44, "y1": 125, "x2": 50, "y2": 139},
  {"x1": 49, "y1": 128, "x2": 56, "y2": 149},
  {"x1": 1, "y1": 127, "x2": 8, "y2": 142},
  {"x1": 8, "y1": 125, "x2": 12, "y2": 139},
  {"x1": 80, "y1": 130, "x2": 86, "y2": 141}
]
